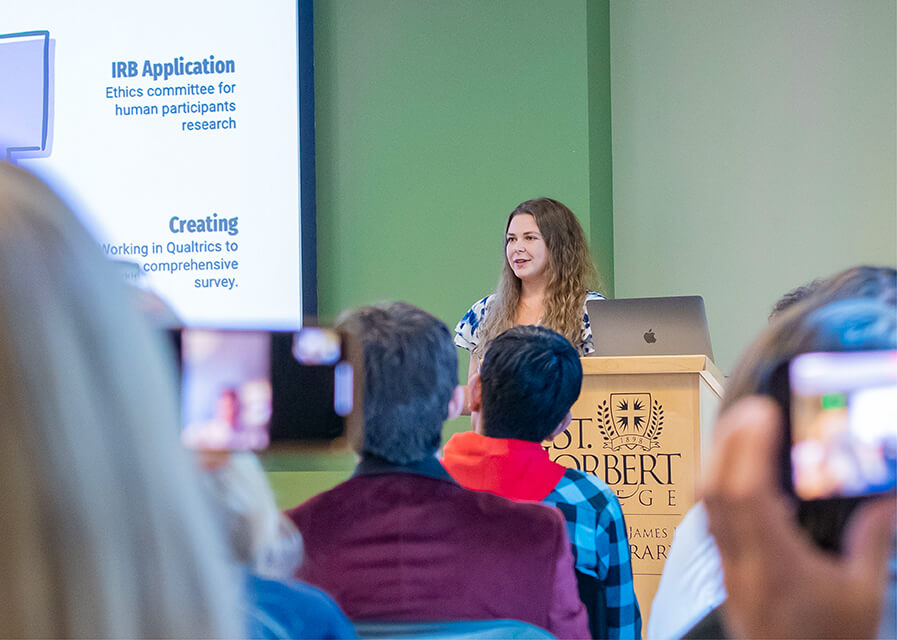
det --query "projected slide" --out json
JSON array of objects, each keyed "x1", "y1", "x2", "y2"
[{"x1": 4, "y1": 2, "x2": 302, "y2": 328}]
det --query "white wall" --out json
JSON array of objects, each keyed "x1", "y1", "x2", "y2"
[{"x1": 610, "y1": 0, "x2": 896, "y2": 373}]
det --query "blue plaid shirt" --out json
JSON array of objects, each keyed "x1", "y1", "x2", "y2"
[{"x1": 545, "y1": 468, "x2": 642, "y2": 639}]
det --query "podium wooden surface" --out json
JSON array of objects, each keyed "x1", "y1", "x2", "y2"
[{"x1": 543, "y1": 355, "x2": 725, "y2": 628}]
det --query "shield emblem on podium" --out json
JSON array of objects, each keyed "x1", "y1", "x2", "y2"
[
  {"x1": 610, "y1": 393, "x2": 652, "y2": 437},
  {"x1": 596, "y1": 393, "x2": 664, "y2": 451}
]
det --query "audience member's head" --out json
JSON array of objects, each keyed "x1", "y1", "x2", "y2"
[
  {"x1": 725, "y1": 265, "x2": 896, "y2": 412},
  {"x1": 811, "y1": 265, "x2": 897, "y2": 307},
  {"x1": 475, "y1": 325, "x2": 583, "y2": 442},
  {"x1": 0, "y1": 163, "x2": 242, "y2": 638},
  {"x1": 337, "y1": 301, "x2": 463, "y2": 464},
  {"x1": 768, "y1": 265, "x2": 894, "y2": 321},
  {"x1": 202, "y1": 453, "x2": 304, "y2": 579},
  {"x1": 768, "y1": 279, "x2": 824, "y2": 320}
]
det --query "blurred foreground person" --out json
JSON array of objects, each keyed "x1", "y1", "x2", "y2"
[
  {"x1": 286, "y1": 302, "x2": 589, "y2": 638},
  {"x1": 704, "y1": 394, "x2": 895, "y2": 639},
  {"x1": 688, "y1": 296, "x2": 896, "y2": 638},
  {"x1": 0, "y1": 163, "x2": 243, "y2": 638},
  {"x1": 203, "y1": 453, "x2": 356, "y2": 639},
  {"x1": 648, "y1": 266, "x2": 896, "y2": 640}
]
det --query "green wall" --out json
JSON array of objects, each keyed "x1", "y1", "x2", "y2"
[
  {"x1": 610, "y1": 0, "x2": 897, "y2": 374},
  {"x1": 314, "y1": 0, "x2": 614, "y2": 327},
  {"x1": 587, "y1": 0, "x2": 614, "y2": 296},
  {"x1": 272, "y1": 0, "x2": 615, "y2": 507}
]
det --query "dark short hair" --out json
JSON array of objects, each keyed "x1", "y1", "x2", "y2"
[
  {"x1": 769, "y1": 266, "x2": 897, "y2": 321},
  {"x1": 338, "y1": 302, "x2": 458, "y2": 464},
  {"x1": 479, "y1": 325, "x2": 583, "y2": 442},
  {"x1": 769, "y1": 280, "x2": 824, "y2": 320},
  {"x1": 726, "y1": 265, "x2": 897, "y2": 411}
]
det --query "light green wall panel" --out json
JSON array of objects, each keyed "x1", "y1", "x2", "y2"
[
  {"x1": 610, "y1": 0, "x2": 897, "y2": 375},
  {"x1": 314, "y1": 0, "x2": 603, "y2": 330}
]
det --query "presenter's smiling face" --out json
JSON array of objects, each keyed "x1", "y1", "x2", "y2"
[{"x1": 506, "y1": 214, "x2": 548, "y2": 281}]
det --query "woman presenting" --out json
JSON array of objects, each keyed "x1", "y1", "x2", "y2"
[{"x1": 455, "y1": 197, "x2": 604, "y2": 391}]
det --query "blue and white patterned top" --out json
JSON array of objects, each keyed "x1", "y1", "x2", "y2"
[
  {"x1": 454, "y1": 291, "x2": 605, "y2": 355},
  {"x1": 546, "y1": 468, "x2": 642, "y2": 639}
]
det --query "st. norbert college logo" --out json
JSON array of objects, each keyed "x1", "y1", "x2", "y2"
[{"x1": 597, "y1": 393, "x2": 664, "y2": 451}]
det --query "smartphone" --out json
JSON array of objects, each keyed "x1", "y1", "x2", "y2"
[
  {"x1": 176, "y1": 327, "x2": 360, "y2": 450},
  {"x1": 788, "y1": 350, "x2": 897, "y2": 501}
]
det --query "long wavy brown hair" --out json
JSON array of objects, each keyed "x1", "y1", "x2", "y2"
[{"x1": 475, "y1": 198, "x2": 600, "y2": 357}]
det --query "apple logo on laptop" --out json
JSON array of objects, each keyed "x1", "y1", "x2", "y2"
[{"x1": 644, "y1": 329, "x2": 656, "y2": 344}]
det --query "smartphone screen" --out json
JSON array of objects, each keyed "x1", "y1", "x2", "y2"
[
  {"x1": 789, "y1": 350, "x2": 897, "y2": 501},
  {"x1": 180, "y1": 329, "x2": 273, "y2": 451}
]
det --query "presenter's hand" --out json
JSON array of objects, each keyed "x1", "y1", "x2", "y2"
[
  {"x1": 459, "y1": 354, "x2": 481, "y2": 417},
  {"x1": 703, "y1": 396, "x2": 896, "y2": 640}
]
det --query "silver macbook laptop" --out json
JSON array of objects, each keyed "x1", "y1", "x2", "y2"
[{"x1": 585, "y1": 295, "x2": 714, "y2": 360}]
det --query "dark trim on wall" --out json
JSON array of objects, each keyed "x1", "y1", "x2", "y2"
[{"x1": 298, "y1": 0, "x2": 318, "y2": 320}]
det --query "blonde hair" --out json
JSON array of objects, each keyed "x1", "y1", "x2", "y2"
[
  {"x1": 204, "y1": 453, "x2": 304, "y2": 579},
  {"x1": 0, "y1": 163, "x2": 243, "y2": 638},
  {"x1": 476, "y1": 198, "x2": 599, "y2": 356}
]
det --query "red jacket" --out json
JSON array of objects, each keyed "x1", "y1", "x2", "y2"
[
  {"x1": 441, "y1": 431, "x2": 566, "y2": 500},
  {"x1": 286, "y1": 456, "x2": 589, "y2": 639}
]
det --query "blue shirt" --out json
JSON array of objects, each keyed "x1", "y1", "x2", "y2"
[{"x1": 245, "y1": 572, "x2": 357, "y2": 639}]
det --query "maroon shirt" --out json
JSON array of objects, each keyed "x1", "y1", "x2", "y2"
[{"x1": 286, "y1": 456, "x2": 590, "y2": 639}]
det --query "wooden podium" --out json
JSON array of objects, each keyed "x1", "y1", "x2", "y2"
[{"x1": 544, "y1": 355, "x2": 725, "y2": 627}]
